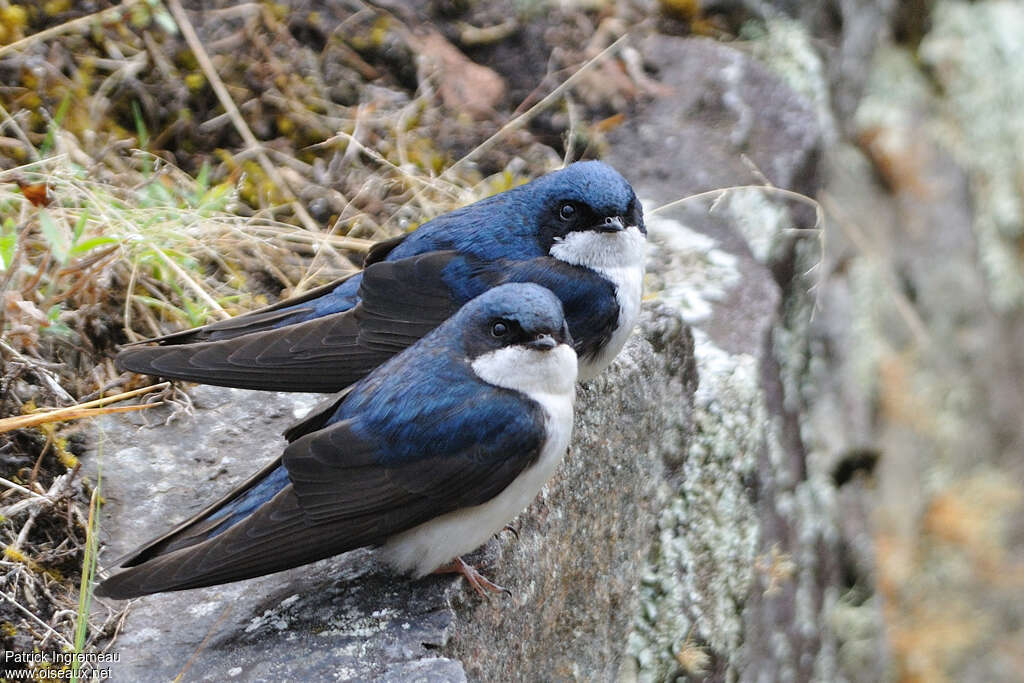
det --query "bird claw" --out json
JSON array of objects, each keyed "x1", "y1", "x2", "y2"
[
  {"x1": 434, "y1": 556, "x2": 510, "y2": 599},
  {"x1": 501, "y1": 524, "x2": 519, "y2": 541}
]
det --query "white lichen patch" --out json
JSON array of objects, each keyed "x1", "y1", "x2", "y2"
[
  {"x1": 720, "y1": 188, "x2": 798, "y2": 264},
  {"x1": 626, "y1": 330, "x2": 763, "y2": 681},
  {"x1": 316, "y1": 607, "x2": 399, "y2": 639},
  {"x1": 745, "y1": 17, "x2": 838, "y2": 141},
  {"x1": 918, "y1": 1, "x2": 1024, "y2": 310},
  {"x1": 644, "y1": 211, "x2": 741, "y2": 324},
  {"x1": 186, "y1": 600, "x2": 223, "y2": 617}
]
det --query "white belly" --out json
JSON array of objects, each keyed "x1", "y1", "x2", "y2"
[{"x1": 378, "y1": 344, "x2": 577, "y2": 577}]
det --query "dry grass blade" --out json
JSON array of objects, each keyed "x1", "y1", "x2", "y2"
[
  {"x1": 649, "y1": 184, "x2": 825, "y2": 219},
  {"x1": 0, "y1": 404, "x2": 162, "y2": 435},
  {"x1": 0, "y1": 383, "x2": 170, "y2": 434},
  {"x1": 148, "y1": 244, "x2": 229, "y2": 320}
]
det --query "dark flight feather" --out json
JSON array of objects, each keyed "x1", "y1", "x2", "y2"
[{"x1": 115, "y1": 253, "x2": 466, "y2": 392}]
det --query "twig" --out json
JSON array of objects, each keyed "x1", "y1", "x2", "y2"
[
  {"x1": 13, "y1": 508, "x2": 41, "y2": 550},
  {"x1": 0, "y1": 591, "x2": 75, "y2": 650},
  {"x1": 0, "y1": 476, "x2": 48, "y2": 501},
  {"x1": 0, "y1": 467, "x2": 78, "y2": 518},
  {"x1": 0, "y1": 340, "x2": 75, "y2": 404}
]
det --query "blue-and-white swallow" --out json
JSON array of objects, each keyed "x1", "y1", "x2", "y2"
[
  {"x1": 115, "y1": 161, "x2": 644, "y2": 392},
  {"x1": 96, "y1": 283, "x2": 577, "y2": 599}
]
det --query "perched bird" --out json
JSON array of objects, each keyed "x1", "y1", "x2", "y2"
[
  {"x1": 116, "y1": 160, "x2": 645, "y2": 392},
  {"x1": 97, "y1": 283, "x2": 578, "y2": 599}
]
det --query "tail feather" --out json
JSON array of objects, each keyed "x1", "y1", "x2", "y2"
[
  {"x1": 96, "y1": 486, "x2": 383, "y2": 598},
  {"x1": 115, "y1": 312, "x2": 379, "y2": 393}
]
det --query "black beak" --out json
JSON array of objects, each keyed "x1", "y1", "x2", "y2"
[
  {"x1": 528, "y1": 333, "x2": 558, "y2": 351},
  {"x1": 595, "y1": 216, "x2": 625, "y2": 233}
]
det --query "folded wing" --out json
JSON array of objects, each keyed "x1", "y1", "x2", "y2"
[
  {"x1": 96, "y1": 376, "x2": 543, "y2": 598},
  {"x1": 115, "y1": 251, "x2": 471, "y2": 392}
]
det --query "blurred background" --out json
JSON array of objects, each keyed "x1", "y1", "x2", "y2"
[{"x1": 1, "y1": 1, "x2": 1022, "y2": 681}]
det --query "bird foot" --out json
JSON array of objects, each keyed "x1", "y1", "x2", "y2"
[{"x1": 434, "y1": 556, "x2": 510, "y2": 598}]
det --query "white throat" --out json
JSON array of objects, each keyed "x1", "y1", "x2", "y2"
[
  {"x1": 469, "y1": 343, "x2": 578, "y2": 397},
  {"x1": 549, "y1": 225, "x2": 646, "y2": 380}
]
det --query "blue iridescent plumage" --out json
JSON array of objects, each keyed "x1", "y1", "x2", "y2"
[{"x1": 97, "y1": 284, "x2": 576, "y2": 598}]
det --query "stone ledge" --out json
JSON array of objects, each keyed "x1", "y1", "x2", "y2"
[{"x1": 88, "y1": 305, "x2": 694, "y2": 681}]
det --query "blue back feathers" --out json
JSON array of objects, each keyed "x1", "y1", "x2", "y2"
[
  {"x1": 388, "y1": 161, "x2": 640, "y2": 260},
  {"x1": 284, "y1": 162, "x2": 639, "y2": 322}
]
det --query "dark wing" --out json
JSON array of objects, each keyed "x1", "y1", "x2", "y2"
[
  {"x1": 115, "y1": 309, "x2": 371, "y2": 392},
  {"x1": 362, "y1": 232, "x2": 408, "y2": 266},
  {"x1": 500, "y1": 257, "x2": 619, "y2": 361},
  {"x1": 281, "y1": 393, "x2": 544, "y2": 526},
  {"x1": 96, "y1": 484, "x2": 316, "y2": 598},
  {"x1": 351, "y1": 250, "x2": 486, "y2": 353},
  {"x1": 96, "y1": 388, "x2": 545, "y2": 598},
  {"x1": 123, "y1": 271, "x2": 363, "y2": 346},
  {"x1": 105, "y1": 385, "x2": 360, "y2": 573},
  {"x1": 115, "y1": 252, "x2": 471, "y2": 393}
]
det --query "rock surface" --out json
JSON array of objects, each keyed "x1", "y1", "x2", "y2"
[
  {"x1": 610, "y1": 35, "x2": 871, "y2": 682},
  {"x1": 89, "y1": 307, "x2": 694, "y2": 681}
]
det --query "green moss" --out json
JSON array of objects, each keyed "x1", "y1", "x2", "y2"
[{"x1": 184, "y1": 72, "x2": 206, "y2": 92}]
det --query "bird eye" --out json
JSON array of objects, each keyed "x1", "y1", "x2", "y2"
[
  {"x1": 490, "y1": 321, "x2": 508, "y2": 337},
  {"x1": 559, "y1": 203, "x2": 576, "y2": 221}
]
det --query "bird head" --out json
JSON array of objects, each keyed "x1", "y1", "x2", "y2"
[
  {"x1": 525, "y1": 161, "x2": 646, "y2": 271},
  {"x1": 528, "y1": 161, "x2": 644, "y2": 246},
  {"x1": 456, "y1": 283, "x2": 573, "y2": 357},
  {"x1": 441, "y1": 284, "x2": 576, "y2": 394}
]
